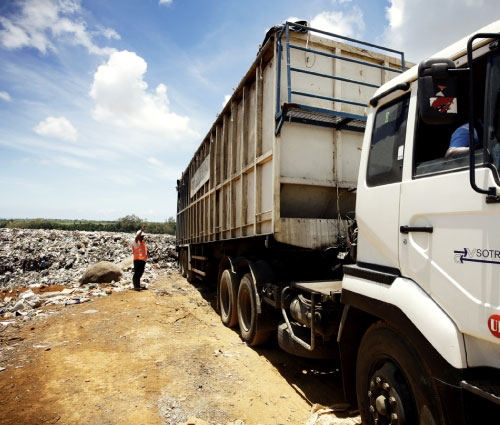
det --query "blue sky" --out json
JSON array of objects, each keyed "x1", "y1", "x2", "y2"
[{"x1": 0, "y1": 0, "x2": 499, "y2": 222}]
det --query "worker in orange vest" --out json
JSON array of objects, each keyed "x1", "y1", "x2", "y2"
[{"x1": 131, "y1": 225, "x2": 148, "y2": 291}]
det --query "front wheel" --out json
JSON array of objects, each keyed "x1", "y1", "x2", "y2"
[
  {"x1": 237, "y1": 273, "x2": 271, "y2": 346},
  {"x1": 356, "y1": 322, "x2": 445, "y2": 425}
]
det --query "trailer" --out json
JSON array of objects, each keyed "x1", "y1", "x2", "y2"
[
  {"x1": 177, "y1": 21, "x2": 405, "y2": 350},
  {"x1": 176, "y1": 21, "x2": 404, "y2": 282},
  {"x1": 177, "y1": 19, "x2": 500, "y2": 425}
]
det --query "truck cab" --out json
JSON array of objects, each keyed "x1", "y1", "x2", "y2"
[{"x1": 341, "y1": 21, "x2": 500, "y2": 425}]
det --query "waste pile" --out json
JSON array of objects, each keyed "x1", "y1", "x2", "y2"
[{"x1": 0, "y1": 228, "x2": 177, "y2": 319}]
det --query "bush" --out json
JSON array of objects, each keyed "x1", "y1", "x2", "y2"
[
  {"x1": 1, "y1": 216, "x2": 176, "y2": 235},
  {"x1": 116, "y1": 215, "x2": 143, "y2": 232}
]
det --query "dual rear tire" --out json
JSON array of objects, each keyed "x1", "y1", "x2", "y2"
[
  {"x1": 219, "y1": 270, "x2": 271, "y2": 346},
  {"x1": 179, "y1": 249, "x2": 188, "y2": 278},
  {"x1": 178, "y1": 248, "x2": 195, "y2": 282},
  {"x1": 219, "y1": 269, "x2": 238, "y2": 327}
]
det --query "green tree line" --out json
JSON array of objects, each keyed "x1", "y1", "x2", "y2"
[{"x1": 0, "y1": 215, "x2": 176, "y2": 235}]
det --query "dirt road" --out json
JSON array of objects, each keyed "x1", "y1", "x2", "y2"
[{"x1": 0, "y1": 270, "x2": 360, "y2": 425}]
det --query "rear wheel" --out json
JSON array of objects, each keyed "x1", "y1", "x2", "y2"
[
  {"x1": 356, "y1": 322, "x2": 445, "y2": 425},
  {"x1": 219, "y1": 269, "x2": 238, "y2": 327},
  {"x1": 179, "y1": 249, "x2": 187, "y2": 278},
  {"x1": 237, "y1": 273, "x2": 271, "y2": 346}
]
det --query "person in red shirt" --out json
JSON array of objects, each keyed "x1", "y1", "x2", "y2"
[{"x1": 131, "y1": 225, "x2": 148, "y2": 291}]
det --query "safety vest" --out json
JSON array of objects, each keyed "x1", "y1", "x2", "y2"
[{"x1": 132, "y1": 241, "x2": 147, "y2": 261}]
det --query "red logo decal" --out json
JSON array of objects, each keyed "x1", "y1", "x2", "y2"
[
  {"x1": 488, "y1": 314, "x2": 500, "y2": 338},
  {"x1": 431, "y1": 97, "x2": 456, "y2": 113}
]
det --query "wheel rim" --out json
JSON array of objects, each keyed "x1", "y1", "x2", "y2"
[
  {"x1": 239, "y1": 284, "x2": 252, "y2": 332},
  {"x1": 367, "y1": 362, "x2": 415, "y2": 425}
]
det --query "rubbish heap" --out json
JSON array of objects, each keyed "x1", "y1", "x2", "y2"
[{"x1": 0, "y1": 228, "x2": 177, "y2": 319}]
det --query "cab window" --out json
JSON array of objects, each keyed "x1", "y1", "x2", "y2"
[{"x1": 366, "y1": 95, "x2": 410, "y2": 187}]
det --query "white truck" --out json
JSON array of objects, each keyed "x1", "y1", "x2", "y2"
[{"x1": 176, "y1": 21, "x2": 500, "y2": 424}]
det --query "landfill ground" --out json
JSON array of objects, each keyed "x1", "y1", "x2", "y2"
[{"x1": 0, "y1": 268, "x2": 361, "y2": 425}]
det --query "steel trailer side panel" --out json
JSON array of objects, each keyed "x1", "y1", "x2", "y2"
[
  {"x1": 177, "y1": 24, "x2": 407, "y2": 251},
  {"x1": 178, "y1": 47, "x2": 276, "y2": 245}
]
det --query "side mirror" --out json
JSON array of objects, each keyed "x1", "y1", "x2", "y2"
[{"x1": 418, "y1": 58, "x2": 461, "y2": 124}]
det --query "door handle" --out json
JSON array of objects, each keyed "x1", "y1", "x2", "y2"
[{"x1": 400, "y1": 225, "x2": 433, "y2": 234}]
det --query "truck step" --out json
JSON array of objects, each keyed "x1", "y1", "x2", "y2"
[
  {"x1": 461, "y1": 380, "x2": 500, "y2": 405},
  {"x1": 291, "y1": 280, "x2": 342, "y2": 297}
]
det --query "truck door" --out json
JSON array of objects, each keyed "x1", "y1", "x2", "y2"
[
  {"x1": 356, "y1": 94, "x2": 410, "y2": 271},
  {"x1": 399, "y1": 49, "x2": 500, "y2": 354}
]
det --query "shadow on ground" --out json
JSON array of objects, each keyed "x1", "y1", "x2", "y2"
[{"x1": 190, "y1": 279, "x2": 355, "y2": 415}]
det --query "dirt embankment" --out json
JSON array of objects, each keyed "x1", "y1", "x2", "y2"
[
  {"x1": 0, "y1": 228, "x2": 360, "y2": 425},
  {"x1": 1, "y1": 269, "x2": 361, "y2": 425}
]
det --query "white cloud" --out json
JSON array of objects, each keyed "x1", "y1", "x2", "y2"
[
  {"x1": 383, "y1": 0, "x2": 498, "y2": 62},
  {"x1": 89, "y1": 50, "x2": 198, "y2": 140},
  {"x1": 148, "y1": 157, "x2": 163, "y2": 166},
  {"x1": 33, "y1": 116, "x2": 78, "y2": 142},
  {"x1": 0, "y1": 16, "x2": 32, "y2": 50},
  {"x1": 159, "y1": 0, "x2": 173, "y2": 5},
  {"x1": 222, "y1": 94, "x2": 231, "y2": 108},
  {"x1": 385, "y1": 0, "x2": 403, "y2": 30},
  {"x1": 98, "y1": 27, "x2": 121, "y2": 41},
  {"x1": 309, "y1": 7, "x2": 365, "y2": 38},
  {"x1": 104, "y1": 172, "x2": 134, "y2": 185},
  {"x1": 58, "y1": 0, "x2": 81, "y2": 14},
  {"x1": 52, "y1": 154, "x2": 87, "y2": 170},
  {"x1": 147, "y1": 156, "x2": 182, "y2": 180},
  {"x1": 0, "y1": 0, "x2": 117, "y2": 56},
  {"x1": 0, "y1": 91, "x2": 11, "y2": 102}
]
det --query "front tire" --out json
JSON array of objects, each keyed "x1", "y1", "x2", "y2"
[
  {"x1": 356, "y1": 322, "x2": 445, "y2": 425},
  {"x1": 237, "y1": 273, "x2": 271, "y2": 346}
]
